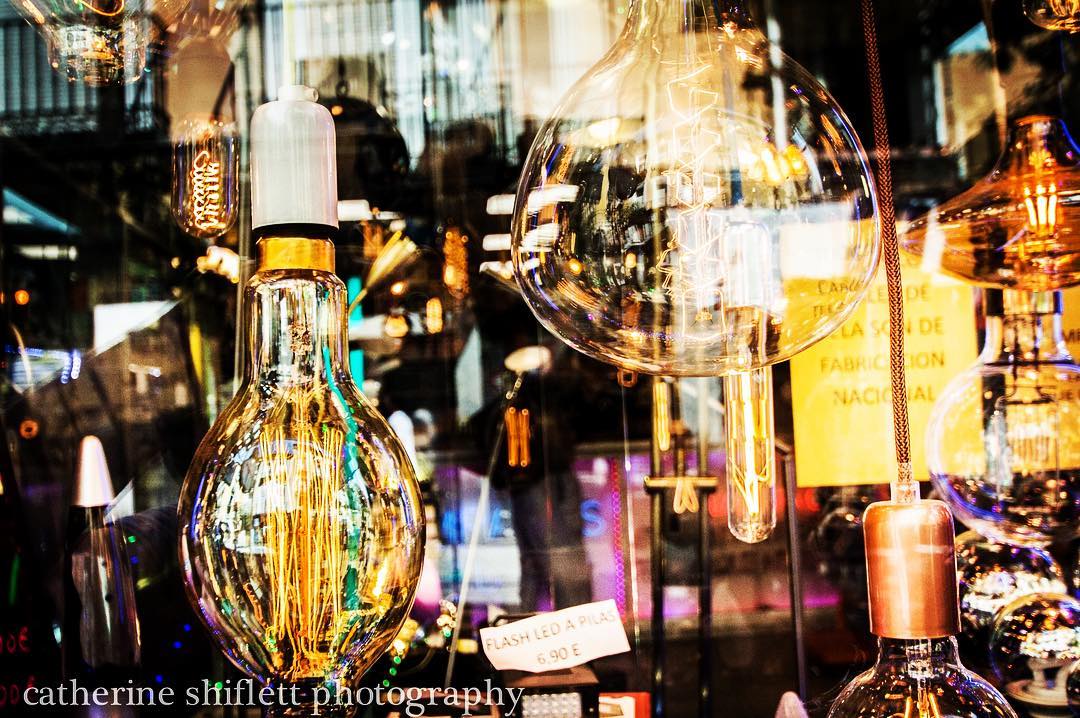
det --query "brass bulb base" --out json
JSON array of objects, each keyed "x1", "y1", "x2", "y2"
[
  {"x1": 258, "y1": 237, "x2": 335, "y2": 273},
  {"x1": 863, "y1": 499, "x2": 961, "y2": 639}
]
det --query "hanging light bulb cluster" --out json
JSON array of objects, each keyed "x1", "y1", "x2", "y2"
[
  {"x1": 828, "y1": 2, "x2": 1018, "y2": 716},
  {"x1": 511, "y1": 0, "x2": 880, "y2": 544}
]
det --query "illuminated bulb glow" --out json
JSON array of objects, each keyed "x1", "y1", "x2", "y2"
[
  {"x1": 172, "y1": 119, "x2": 239, "y2": 240},
  {"x1": 425, "y1": 297, "x2": 443, "y2": 334},
  {"x1": 724, "y1": 367, "x2": 776, "y2": 543},
  {"x1": 504, "y1": 407, "x2": 531, "y2": 468},
  {"x1": 258, "y1": 424, "x2": 352, "y2": 680}
]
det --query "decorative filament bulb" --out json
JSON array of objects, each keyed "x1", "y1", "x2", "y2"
[
  {"x1": 511, "y1": 0, "x2": 879, "y2": 544},
  {"x1": 1025, "y1": 0, "x2": 1080, "y2": 31},
  {"x1": 723, "y1": 367, "x2": 776, "y2": 543},
  {"x1": 171, "y1": 116, "x2": 239, "y2": 240}
]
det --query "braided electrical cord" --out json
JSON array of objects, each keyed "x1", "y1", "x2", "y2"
[{"x1": 860, "y1": 0, "x2": 915, "y2": 492}]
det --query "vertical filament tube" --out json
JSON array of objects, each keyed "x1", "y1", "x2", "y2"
[
  {"x1": 171, "y1": 116, "x2": 240, "y2": 240},
  {"x1": 724, "y1": 366, "x2": 776, "y2": 543}
]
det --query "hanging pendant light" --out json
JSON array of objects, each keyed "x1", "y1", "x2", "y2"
[
  {"x1": 901, "y1": 116, "x2": 1080, "y2": 291},
  {"x1": 510, "y1": 0, "x2": 880, "y2": 542}
]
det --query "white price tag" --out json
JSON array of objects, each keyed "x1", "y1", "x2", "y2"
[{"x1": 479, "y1": 599, "x2": 630, "y2": 673}]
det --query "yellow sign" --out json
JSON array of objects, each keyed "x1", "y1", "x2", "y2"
[
  {"x1": 1063, "y1": 288, "x2": 1080, "y2": 358},
  {"x1": 789, "y1": 256, "x2": 978, "y2": 488}
]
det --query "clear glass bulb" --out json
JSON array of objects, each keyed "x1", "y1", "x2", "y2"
[
  {"x1": 901, "y1": 116, "x2": 1080, "y2": 291},
  {"x1": 991, "y1": 593, "x2": 1080, "y2": 716},
  {"x1": 172, "y1": 116, "x2": 240, "y2": 239},
  {"x1": 511, "y1": 0, "x2": 879, "y2": 543},
  {"x1": 11, "y1": 0, "x2": 186, "y2": 85},
  {"x1": 1025, "y1": 0, "x2": 1080, "y2": 32},
  {"x1": 179, "y1": 237, "x2": 425, "y2": 713},
  {"x1": 955, "y1": 530, "x2": 1066, "y2": 637},
  {"x1": 828, "y1": 637, "x2": 1018, "y2": 718},
  {"x1": 927, "y1": 291, "x2": 1080, "y2": 546}
]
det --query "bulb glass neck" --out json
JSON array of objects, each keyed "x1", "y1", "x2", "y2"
[
  {"x1": 875, "y1": 636, "x2": 961, "y2": 669},
  {"x1": 998, "y1": 115, "x2": 1079, "y2": 178},
  {"x1": 626, "y1": 0, "x2": 758, "y2": 37},
  {"x1": 246, "y1": 235, "x2": 348, "y2": 384},
  {"x1": 982, "y1": 290, "x2": 1072, "y2": 365}
]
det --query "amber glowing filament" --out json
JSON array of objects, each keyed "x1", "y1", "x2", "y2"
[
  {"x1": 190, "y1": 149, "x2": 225, "y2": 234},
  {"x1": 73, "y1": 0, "x2": 124, "y2": 17},
  {"x1": 426, "y1": 297, "x2": 444, "y2": 334},
  {"x1": 504, "y1": 407, "x2": 531, "y2": 468},
  {"x1": 1047, "y1": 0, "x2": 1080, "y2": 13},
  {"x1": 724, "y1": 367, "x2": 776, "y2": 543},
  {"x1": 652, "y1": 380, "x2": 672, "y2": 453},
  {"x1": 1023, "y1": 182, "x2": 1059, "y2": 238},
  {"x1": 259, "y1": 423, "x2": 348, "y2": 681},
  {"x1": 443, "y1": 228, "x2": 469, "y2": 299}
]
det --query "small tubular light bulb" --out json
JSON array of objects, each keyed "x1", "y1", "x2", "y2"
[
  {"x1": 724, "y1": 366, "x2": 776, "y2": 543},
  {"x1": 171, "y1": 116, "x2": 239, "y2": 239}
]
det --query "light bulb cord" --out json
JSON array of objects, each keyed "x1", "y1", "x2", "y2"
[{"x1": 860, "y1": 0, "x2": 915, "y2": 502}]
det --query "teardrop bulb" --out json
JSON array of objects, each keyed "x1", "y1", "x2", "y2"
[
  {"x1": 179, "y1": 90, "x2": 424, "y2": 713},
  {"x1": 926, "y1": 290, "x2": 1080, "y2": 546},
  {"x1": 510, "y1": 0, "x2": 878, "y2": 545},
  {"x1": 901, "y1": 116, "x2": 1080, "y2": 290}
]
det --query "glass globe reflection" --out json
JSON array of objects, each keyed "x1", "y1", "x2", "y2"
[
  {"x1": 927, "y1": 292, "x2": 1080, "y2": 547},
  {"x1": 511, "y1": 0, "x2": 879, "y2": 377},
  {"x1": 956, "y1": 531, "x2": 1066, "y2": 636},
  {"x1": 991, "y1": 593, "x2": 1080, "y2": 718}
]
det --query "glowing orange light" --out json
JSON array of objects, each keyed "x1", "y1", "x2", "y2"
[
  {"x1": 385, "y1": 314, "x2": 409, "y2": 338},
  {"x1": 14, "y1": 290, "x2": 30, "y2": 306},
  {"x1": 390, "y1": 280, "x2": 407, "y2": 297},
  {"x1": 505, "y1": 407, "x2": 531, "y2": 468},
  {"x1": 18, "y1": 419, "x2": 38, "y2": 440},
  {"x1": 442, "y1": 228, "x2": 469, "y2": 299},
  {"x1": 425, "y1": 297, "x2": 443, "y2": 334},
  {"x1": 567, "y1": 258, "x2": 583, "y2": 275}
]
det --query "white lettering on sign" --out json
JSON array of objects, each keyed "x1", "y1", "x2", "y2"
[{"x1": 479, "y1": 599, "x2": 630, "y2": 673}]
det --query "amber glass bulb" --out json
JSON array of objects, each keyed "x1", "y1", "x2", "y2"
[
  {"x1": 901, "y1": 116, "x2": 1080, "y2": 290},
  {"x1": 1025, "y1": 0, "x2": 1080, "y2": 32},
  {"x1": 828, "y1": 637, "x2": 1018, "y2": 718},
  {"x1": 179, "y1": 237, "x2": 424, "y2": 714},
  {"x1": 172, "y1": 116, "x2": 240, "y2": 239}
]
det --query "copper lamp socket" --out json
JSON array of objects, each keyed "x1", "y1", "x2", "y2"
[{"x1": 864, "y1": 499, "x2": 960, "y2": 639}]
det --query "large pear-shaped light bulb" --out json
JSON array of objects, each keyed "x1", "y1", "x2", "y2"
[
  {"x1": 179, "y1": 87, "x2": 424, "y2": 712},
  {"x1": 901, "y1": 116, "x2": 1080, "y2": 290},
  {"x1": 511, "y1": 0, "x2": 879, "y2": 543},
  {"x1": 512, "y1": 0, "x2": 879, "y2": 376}
]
